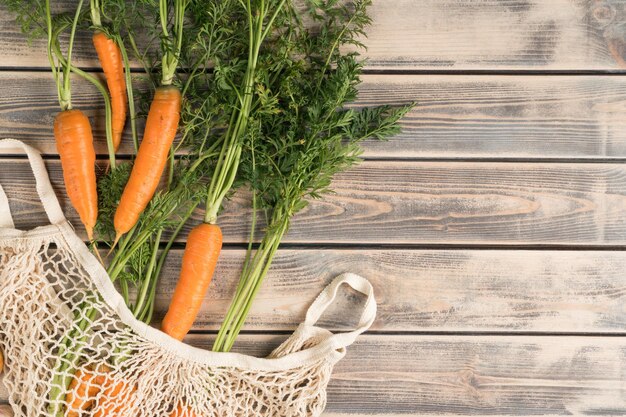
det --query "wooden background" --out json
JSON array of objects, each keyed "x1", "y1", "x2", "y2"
[{"x1": 2, "y1": 0, "x2": 626, "y2": 415}]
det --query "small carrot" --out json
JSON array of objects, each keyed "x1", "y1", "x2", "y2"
[
  {"x1": 54, "y1": 110, "x2": 98, "y2": 241},
  {"x1": 92, "y1": 374, "x2": 136, "y2": 417},
  {"x1": 92, "y1": 31, "x2": 127, "y2": 151},
  {"x1": 161, "y1": 223, "x2": 223, "y2": 340},
  {"x1": 113, "y1": 86, "x2": 181, "y2": 244},
  {"x1": 65, "y1": 364, "x2": 109, "y2": 417}
]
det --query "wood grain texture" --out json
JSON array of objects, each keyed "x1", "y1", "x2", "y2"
[
  {"x1": 5, "y1": 72, "x2": 626, "y2": 159},
  {"x1": 1, "y1": 0, "x2": 625, "y2": 70},
  {"x1": 2, "y1": 2, "x2": 626, "y2": 416},
  {"x1": 150, "y1": 249, "x2": 626, "y2": 333},
  {"x1": 3, "y1": 159, "x2": 626, "y2": 245},
  {"x1": 2, "y1": 335, "x2": 626, "y2": 415}
]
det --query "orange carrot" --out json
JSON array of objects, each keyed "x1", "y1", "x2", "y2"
[
  {"x1": 169, "y1": 404, "x2": 200, "y2": 417},
  {"x1": 65, "y1": 364, "x2": 109, "y2": 417},
  {"x1": 92, "y1": 374, "x2": 136, "y2": 417},
  {"x1": 92, "y1": 31, "x2": 127, "y2": 151},
  {"x1": 113, "y1": 86, "x2": 181, "y2": 242},
  {"x1": 54, "y1": 110, "x2": 98, "y2": 241},
  {"x1": 161, "y1": 223, "x2": 223, "y2": 340}
]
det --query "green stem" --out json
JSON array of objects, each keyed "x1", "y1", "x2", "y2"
[
  {"x1": 120, "y1": 279, "x2": 130, "y2": 305},
  {"x1": 260, "y1": 0, "x2": 288, "y2": 42},
  {"x1": 212, "y1": 238, "x2": 276, "y2": 352},
  {"x1": 229, "y1": 217, "x2": 288, "y2": 348},
  {"x1": 212, "y1": 242, "x2": 264, "y2": 351},
  {"x1": 44, "y1": 0, "x2": 63, "y2": 107},
  {"x1": 60, "y1": 0, "x2": 84, "y2": 110},
  {"x1": 181, "y1": 7, "x2": 217, "y2": 98},
  {"x1": 213, "y1": 215, "x2": 288, "y2": 352},
  {"x1": 107, "y1": 227, "x2": 157, "y2": 280},
  {"x1": 224, "y1": 234, "x2": 282, "y2": 351},
  {"x1": 47, "y1": 305, "x2": 98, "y2": 417},
  {"x1": 204, "y1": 0, "x2": 274, "y2": 224},
  {"x1": 127, "y1": 30, "x2": 150, "y2": 74},
  {"x1": 107, "y1": 224, "x2": 136, "y2": 275},
  {"x1": 168, "y1": 149, "x2": 175, "y2": 186},
  {"x1": 241, "y1": 190, "x2": 257, "y2": 279},
  {"x1": 160, "y1": 0, "x2": 188, "y2": 85},
  {"x1": 90, "y1": 0, "x2": 101, "y2": 27},
  {"x1": 132, "y1": 230, "x2": 162, "y2": 316},
  {"x1": 315, "y1": 5, "x2": 360, "y2": 91},
  {"x1": 159, "y1": 0, "x2": 169, "y2": 39},
  {"x1": 138, "y1": 202, "x2": 198, "y2": 323}
]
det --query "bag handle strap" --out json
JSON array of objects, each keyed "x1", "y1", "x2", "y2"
[
  {"x1": 304, "y1": 273, "x2": 377, "y2": 349},
  {"x1": 0, "y1": 183, "x2": 14, "y2": 228},
  {"x1": 0, "y1": 139, "x2": 66, "y2": 225}
]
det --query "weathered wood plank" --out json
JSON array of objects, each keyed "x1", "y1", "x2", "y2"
[
  {"x1": 5, "y1": 72, "x2": 626, "y2": 159},
  {"x1": 359, "y1": 0, "x2": 626, "y2": 70},
  {"x1": 3, "y1": 159, "x2": 626, "y2": 245},
  {"x1": 150, "y1": 249, "x2": 626, "y2": 333},
  {"x1": 1, "y1": 0, "x2": 625, "y2": 70},
  {"x1": 2, "y1": 335, "x2": 626, "y2": 415}
]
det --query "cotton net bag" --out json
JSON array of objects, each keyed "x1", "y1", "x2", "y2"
[{"x1": 0, "y1": 139, "x2": 377, "y2": 417}]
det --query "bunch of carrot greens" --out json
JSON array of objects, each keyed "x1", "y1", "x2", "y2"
[
  {"x1": 211, "y1": 0, "x2": 413, "y2": 351},
  {"x1": 1, "y1": 0, "x2": 412, "y2": 411}
]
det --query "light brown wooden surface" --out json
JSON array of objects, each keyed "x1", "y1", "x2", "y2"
[
  {"x1": 5, "y1": 159, "x2": 626, "y2": 245},
  {"x1": 2, "y1": 0, "x2": 626, "y2": 415},
  {"x1": 5, "y1": 72, "x2": 626, "y2": 158},
  {"x1": 152, "y1": 249, "x2": 626, "y2": 333},
  {"x1": 2, "y1": 0, "x2": 626, "y2": 70},
  {"x1": 2, "y1": 335, "x2": 626, "y2": 415}
]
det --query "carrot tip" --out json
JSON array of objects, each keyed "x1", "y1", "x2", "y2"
[
  {"x1": 86, "y1": 228, "x2": 106, "y2": 264},
  {"x1": 94, "y1": 248, "x2": 105, "y2": 265},
  {"x1": 107, "y1": 234, "x2": 122, "y2": 258}
]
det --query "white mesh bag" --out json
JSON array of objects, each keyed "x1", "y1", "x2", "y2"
[{"x1": 0, "y1": 139, "x2": 377, "y2": 417}]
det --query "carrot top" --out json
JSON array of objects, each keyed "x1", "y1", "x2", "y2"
[{"x1": 212, "y1": 0, "x2": 413, "y2": 351}]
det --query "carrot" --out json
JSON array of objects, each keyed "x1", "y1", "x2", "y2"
[
  {"x1": 92, "y1": 374, "x2": 136, "y2": 417},
  {"x1": 54, "y1": 109, "x2": 98, "y2": 241},
  {"x1": 161, "y1": 223, "x2": 222, "y2": 340},
  {"x1": 92, "y1": 31, "x2": 127, "y2": 151},
  {"x1": 169, "y1": 404, "x2": 200, "y2": 417},
  {"x1": 113, "y1": 86, "x2": 182, "y2": 242},
  {"x1": 65, "y1": 364, "x2": 109, "y2": 417}
]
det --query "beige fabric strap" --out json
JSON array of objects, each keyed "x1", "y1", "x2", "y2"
[
  {"x1": 0, "y1": 139, "x2": 66, "y2": 226},
  {"x1": 304, "y1": 273, "x2": 377, "y2": 349},
  {"x1": 0, "y1": 183, "x2": 13, "y2": 228}
]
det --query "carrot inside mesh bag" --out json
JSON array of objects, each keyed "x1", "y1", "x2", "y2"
[{"x1": 0, "y1": 139, "x2": 376, "y2": 417}]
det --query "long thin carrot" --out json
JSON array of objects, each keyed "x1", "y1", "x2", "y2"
[
  {"x1": 161, "y1": 223, "x2": 222, "y2": 340},
  {"x1": 113, "y1": 86, "x2": 181, "y2": 242},
  {"x1": 92, "y1": 30, "x2": 127, "y2": 151},
  {"x1": 64, "y1": 364, "x2": 109, "y2": 417},
  {"x1": 54, "y1": 110, "x2": 98, "y2": 241}
]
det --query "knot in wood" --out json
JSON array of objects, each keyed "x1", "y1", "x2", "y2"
[
  {"x1": 592, "y1": 1, "x2": 617, "y2": 26},
  {"x1": 457, "y1": 368, "x2": 482, "y2": 394}
]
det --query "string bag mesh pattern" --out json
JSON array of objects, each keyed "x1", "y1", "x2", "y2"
[{"x1": 0, "y1": 139, "x2": 377, "y2": 417}]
